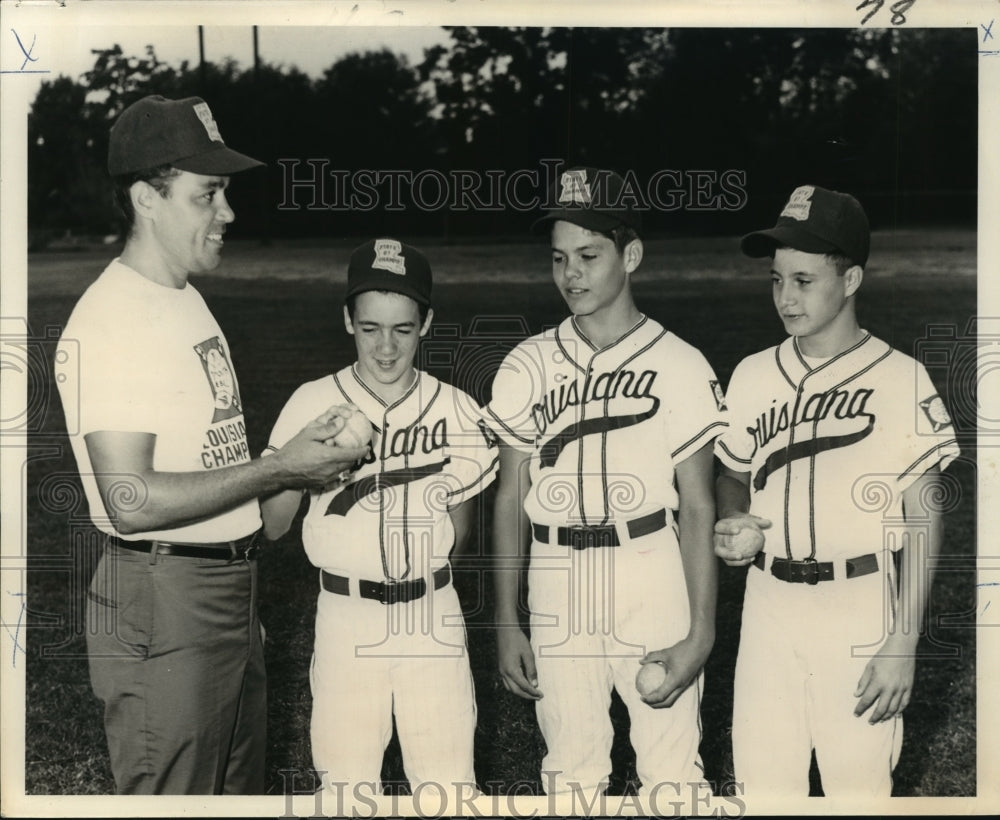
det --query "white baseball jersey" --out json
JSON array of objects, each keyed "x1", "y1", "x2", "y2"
[
  {"x1": 715, "y1": 333, "x2": 959, "y2": 563},
  {"x1": 487, "y1": 314, "x2": 726, "y2": 794},
  {"x1": 268, "y1": 365, "x2": 498, "y2": 579},
  {"x1": 487, "y1": 315, "x2": 726, "y2": 528},
  {"x1": 715, "y1": 332, "x2": 960, "y2": 797},
  {"x1": 268, "y1": 364, "x2": 497, "y2": 792}
]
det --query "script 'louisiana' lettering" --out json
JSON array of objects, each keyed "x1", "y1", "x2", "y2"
[
  {"x1": 533, "y1": 368, "x2": 659, "y2": 468},
  {"x1": 327, "y1": 418, "x2": 450, "y2": 516},
  {"x1": 750, "y1": 387, "x2": 875, "y2": 489}
]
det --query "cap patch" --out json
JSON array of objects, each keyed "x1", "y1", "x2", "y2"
[
  {"x1": 920, "y1": 395, "x2": 953, "y2": 432},
  {"x1": 559, "y1": 169, "x2": 592, "y2": 205},
  {"x1": 780, "y1": 186, "x2": 814, "y2": 221},
  {"x1": 372, "y1": 239, "x2": 407, "y2": 276},
  {"x1": 193, "y1": 102, "x2": 223, "y2": 143}
]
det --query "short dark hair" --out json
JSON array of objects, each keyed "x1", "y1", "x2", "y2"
[
  {"x1": 112, "y1": 164, "x2": 181, "y2": 235},
  {"x1": 824, "y1": 252, "x2": 861, "y2": 276},
  {"x1": 599, "y1": 224, "x2": 641, "y2": 255},
  {"x1": 346, "y1": 290, "x2": 430, "y2": 325}
]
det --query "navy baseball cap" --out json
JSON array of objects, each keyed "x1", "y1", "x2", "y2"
[
  {"x1": 345, "y1": 239, "x2": 432, "y2": 306},
  {"x1": 741, "y1": 185, "x2": 870, "y2": 266},
  {"x1": 108, "y1": 95, "x2": 264, "y2": 176},
  {"x1": 532, "y1": 167, "x2": 642, "y2": 234}
]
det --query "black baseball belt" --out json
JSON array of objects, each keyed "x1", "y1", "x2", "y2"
[
  {"x1": 321, "y1": 564, "x2": 451, "y2": 605},
  {"x1": 752, "y1": 550, "x2": 879, "y2": 584},
  {"x1": 531, "y1": 508, "x2": 668, "y2": 550},
  {"x1": 107, "y1": 531, "x2": 261, "y2": 562}
]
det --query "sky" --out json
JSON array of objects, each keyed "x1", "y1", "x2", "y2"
[{"x1": 8, "y1": 25, "x2": 451, "y2": 104}]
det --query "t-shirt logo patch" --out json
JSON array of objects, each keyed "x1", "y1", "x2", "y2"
[
  {"x1": 194, "y1": 337, "x2": 242, "y2": 422},
  {"x1": 192, "y1": 102, "x2": 223, "y2": 143},
  {"x1": 559, "y1": 169, "x2": 592, "y2": 205},
  {"x1": 710, "y1": 380, "x2": 727, "y2": 411},
  {"x1": 920, "y1": 394, "x2": 952, "y2": 432},
  {"x1": 372, "y1": 239, "x2": 407, "y2": 276},
  {"x1": 781, "y1": 185, "x2": 814, "y2": 221}
]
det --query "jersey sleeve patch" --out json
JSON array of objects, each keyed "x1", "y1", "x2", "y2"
[
  {"x1": 919, "y1": 394, "x2": 953, "y2": 432},
  {"x1": 710, "y1": 379, "x2": 727, "y2": 411}
]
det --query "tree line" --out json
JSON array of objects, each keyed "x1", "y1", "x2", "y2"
[{"x1": 28, "y1": 27, "x2": 977, "y2": 243}]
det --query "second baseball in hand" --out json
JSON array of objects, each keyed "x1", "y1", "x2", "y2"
[
  {"x1": 332, "y1": 408, "x2": 373, "y2": 448},
  {"x1": 635, "y1": 662, "x2": 667, "y2": 697},
  {"x1": 730, "y1": 524, "x2": 764, "y2": 558}
]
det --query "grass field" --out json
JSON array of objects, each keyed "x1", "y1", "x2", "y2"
[{"x1": 21, "y1": 230, "x2": 977, "y2": 798}]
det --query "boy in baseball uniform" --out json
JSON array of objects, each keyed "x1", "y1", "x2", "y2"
[
  {"x1": 487, "y1": 167, "x2": 725, "y2": 796},
  {"x1": 714, "y1": 185, "x2": 960, "y2": 797},
  {"x1": 261, "y1": 240, "x2": 498, "y2": 797}
]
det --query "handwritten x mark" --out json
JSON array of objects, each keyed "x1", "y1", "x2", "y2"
[
  {"x1": 11, "y1": 29, "x2": 38, "y2": 72},
  {"x1": 983, "y1": 21, "x2": 995, "y2": 43}
]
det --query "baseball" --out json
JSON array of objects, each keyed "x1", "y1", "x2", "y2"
[
  {"x1": 330, "y1": 407, "x2": 373, "y2": 449},
  {"x1": 635, "y1": 662, "x2": 667, "y2": 697},
  {"x1": 729, "y1": 524, "x2": 764, "y2": 558}
]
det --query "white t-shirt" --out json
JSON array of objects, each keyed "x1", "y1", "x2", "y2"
[
  {"x1": 268, "y1": 366, "x2": 499, "y2": 579},
  {"x1": 56, "y1": 259, "x2": 262, "y2": 542}
]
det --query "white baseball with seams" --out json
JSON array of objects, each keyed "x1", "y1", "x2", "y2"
[
  {"x1": 635, "y1": 662, "x2": 668, "y2": 697},
  {"x1": 331, "y1": 407, "x2": 373, "y2": 448}
]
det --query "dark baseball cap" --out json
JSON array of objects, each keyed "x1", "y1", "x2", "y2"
[
  {"x1": 531, "y1": 167, "x2": 642, "y2": 234},
  {"x1": 741, "y1": 184, "x2": 870, "y2": 266},
  {"x1": 345, "y1": 239, "x2": 432, "y2": 306},
  {"x1": 108, "y1": 95, "x2": 264, "y2": 176}
]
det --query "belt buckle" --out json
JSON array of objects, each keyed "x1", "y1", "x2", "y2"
[
  {"x1": 234, "y1": 534, "x2": 261, "y2": 562},
  {"x1": 796, "y1": 557, "x2": 819, "y2": 585},
  {"x1": 380, "y1": 578, "x2": 426, "y2": 605},
  {"x1": 567, "y1": 525, "x2": 590, "y2": 550}
]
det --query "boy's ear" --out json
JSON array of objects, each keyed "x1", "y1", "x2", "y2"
[
  {"x1": 343, "y1": 305, "x2": 355, "y2": 335},
  {"x1": 419, "y1": 308, "x2": 434, "y2": 337},
  {"x1": 623, "y1": 238, "x2": 643, "y2": 275},
  {"x1": 844, "y1": 265, "x2": 863, "y2": 298}
]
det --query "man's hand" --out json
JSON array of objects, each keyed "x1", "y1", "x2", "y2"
[
  {"x1": 638, "y1": 635, "x2": 712, "y2": 708},
  {"x1": 273, "y1": 408, "x2": 370, "y2": 488},
  {"x1": 713, "y1": 513, "x2": 771, "y2": 567},
  {"x1": 497, "y1": 625, "x2": 543, "y2": 700},
  {"x1": 854, "y1": 635, "x2": 917, "y2": 724}
]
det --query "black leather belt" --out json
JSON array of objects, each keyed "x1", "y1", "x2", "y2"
[
  {"x1": 532, "y1": 508, "x2": 668, "y2": 549},
  {"x1": 108, "y1": 532, "x2": 261, "y2": 562},
  {"x1": 753, "y1": 551, "x2": 879, "y2": 584},
  {"x1": 321, "y1": 564, "x2": 451, "y2": 605}
]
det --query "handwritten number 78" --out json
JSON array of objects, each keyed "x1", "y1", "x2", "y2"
[{"x1": 857, "y1": 0, "x2": 917, "y2": 26}]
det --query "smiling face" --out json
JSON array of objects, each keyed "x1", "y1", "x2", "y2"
[
  {"x1": 550, "y1": 220, "x2": 641, "y2": 329},
  {"x1": 771, "y1": 247, "x2": 863, "y2": 357},
  {"x1": 144, "y1": 170, "x2": 235, "y2": 284},
  {"x1": 344, "y1": 290, "x2": 433, "y2": 402}
]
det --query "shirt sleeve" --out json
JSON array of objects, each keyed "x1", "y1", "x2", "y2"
[
  {"x1": 484, "y1": 341, "x2": 544, "y2": 452},
  {"x1": 444, "y1": 392, "x2": 500, "y2": 507},
  {"x1": 667, "y1": 344, "x2": 728, "y2": 464},
  {"x1": 714, "y1": 358, "x2": 754, "y2": 473},
  {"x1": 896, "y1": 360, "x2": 961, "y2": 491},
  {"x1": 267, "y1": 381, "x2": 324, "y2": 453}
]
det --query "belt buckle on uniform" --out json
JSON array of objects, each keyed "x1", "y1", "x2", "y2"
[
  {"x1": 796, "y1": 557, "x2": 819, "y2": 585},
  {"x1": 566, "y1": 525, "x2": 590, "y2": 550},
  {"x1": 380, "y1": 578, "x2": 426, "y2": 605}
]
